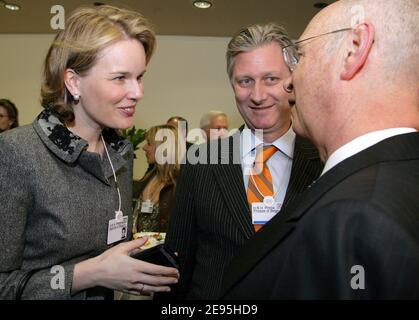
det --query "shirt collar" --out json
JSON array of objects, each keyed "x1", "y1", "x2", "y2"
[
  {"x1": 322, "y1": 127, "x2": 418, "y2": 175},
  {"x1": 241, "y1": 124, "x2": 296, "y2": 160}
]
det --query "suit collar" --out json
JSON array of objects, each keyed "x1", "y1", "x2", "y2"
[
  {"x1": 282, "y1": 135, "x2": 321, "y2": 208},
  {"x1": 293, "y1": 135, "x2": 321, "y2": 160},
  {"x1": 218, "y1": 129, "x2": 241, "y2": 164},
  {"x1": 222, "y1": 132, "x2": 419, "y2": 296},
  {"x1": 322, "y1": 128, "x2": 417, "y2": 175},
  {"x1": 213, "y1": 132, "x2": 255, "y2": 238},
  {"x1": 240, "y1": 125, "x2": 296, "y2": 160},
  {"x1": 286, "y1": 132, "x2": 419, "y2": 222}
]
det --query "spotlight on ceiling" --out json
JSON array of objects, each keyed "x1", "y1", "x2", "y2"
[
  {"x1": 193, "y1": 1, "x2": 212, "y2": 9},
  {"x1": 0, "y1": 0, "x2": 20, "y2": 10}
]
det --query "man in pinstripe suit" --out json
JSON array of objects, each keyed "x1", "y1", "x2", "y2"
[
  {"x1": 222, "y1": 0, "x2": 419, "y2": 299},
  {"x1": 164, "y1": 23, "x2": 323, "y2": 299}
]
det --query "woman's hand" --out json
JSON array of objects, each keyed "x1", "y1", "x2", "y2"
[{"x1": 72, "y1": 237, "x2": 179, "y2": 296}]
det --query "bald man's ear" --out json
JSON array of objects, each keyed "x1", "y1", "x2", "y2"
[{"x1": 341, "y1": 22, "x2": 374, "y2": 80}]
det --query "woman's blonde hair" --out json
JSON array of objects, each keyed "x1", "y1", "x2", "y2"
[
  {"x1": 144, "y1": 124, "x2": 186, "y2": 187},
  {"x1": 41, "y1": 5, "x2": 156, "y2": 122}
]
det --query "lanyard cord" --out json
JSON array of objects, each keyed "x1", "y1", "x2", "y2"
[{"x1": 101, "y1": 134, "x2": 122, "y2": 213}]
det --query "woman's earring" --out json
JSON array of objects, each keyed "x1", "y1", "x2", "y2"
[{"x1": 73, "y1": 93, "x2": 80, "y2": 103}]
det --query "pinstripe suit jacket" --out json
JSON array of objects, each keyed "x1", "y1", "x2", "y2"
[{"x1": 164, "y1": 130, "x2": 323, "y2": 299}]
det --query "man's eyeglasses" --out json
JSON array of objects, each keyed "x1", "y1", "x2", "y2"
[{"x1": 282, "y1": 28, "x2": 352, "y2": 71}]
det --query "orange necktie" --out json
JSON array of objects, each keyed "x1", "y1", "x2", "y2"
[{"x1": 247, "y1": 145, "x2": 277, "y2": 232}]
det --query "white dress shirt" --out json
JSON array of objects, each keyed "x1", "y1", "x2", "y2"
[
  {"x1": 241, "y1": 126, "x2": 295, "y2": 206},
  {"x1": 322, "y1": 128, "x2": 417, "y2": 176}
]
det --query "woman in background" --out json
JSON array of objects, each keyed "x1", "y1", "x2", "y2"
[
  {"x1": 0, "y1": 5, "x2": 178, "y2": 300},
  {"x1": 0, "y1": 99, "x2": 19, "y2": 133},
  {"x1": 133, "y1": 125, "x2": 185, "y2": 234}
]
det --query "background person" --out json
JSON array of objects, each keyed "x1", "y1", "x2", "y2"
[
  {"x1": 145, "y1": 116, "x2": 191, "y2": 175},
  {"x1": 0, "y1": 99, "x2": 19, "y2": 133},
  {"x1": 167, "y1": 116, "x2": 188, "y2": 141},
  {"x1": 133, "y1": 124, "x2": 185, "y2": 234},
  {"x1": 167, "y1": 115, "x2": 194, "y2": 152},
  {"x1": 0, "y1": 5, "x2": 178, "y2": 300},
  {"x1": 199, "y1": 110, "x2": 229, "y2": 141},
  {"x1": 222, "y1": 0, "x2": 419, "y2": 299}
]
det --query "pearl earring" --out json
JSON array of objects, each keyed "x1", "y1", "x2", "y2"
[{"x1": 73, "y1": 93, "x2": 80, "y2": 102}]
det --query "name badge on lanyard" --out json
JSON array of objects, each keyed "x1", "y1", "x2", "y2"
[
  {"x1": 251, "y1": 196, "x2": 282, "y2": 225},
  {"x1": 141, "y1": 199, "x2": 154, "y2": 213},
  {"x1": 101, "y1": 134, "x2": 128, "y2": 245},
  {"x1": 107, "y1": 210, "x2": 128, "y2": 245}
]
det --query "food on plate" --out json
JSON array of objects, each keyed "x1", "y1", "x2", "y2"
[{"x1": 133, "y1": 232, "x2": 166, "y2": 249}]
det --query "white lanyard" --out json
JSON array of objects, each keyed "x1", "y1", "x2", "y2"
[{"x1": 101, "y1": 134, "x2": 123, "y2": 220}]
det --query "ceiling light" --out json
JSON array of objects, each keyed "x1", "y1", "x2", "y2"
[
  {"x1": 193, "y1": 1, "x2": 212, "y2": 9},
  {"x1": 0, "y1": 0, "x2": 20, "y2": 10}
]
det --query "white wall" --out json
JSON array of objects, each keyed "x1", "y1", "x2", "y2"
[{"x1": 0, "y1": 34, "x2": 243, "y2": 178}]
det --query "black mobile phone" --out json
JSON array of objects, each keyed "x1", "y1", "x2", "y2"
[{"x1": 131, "y1": 244, "x2": 179, "y2": 269}]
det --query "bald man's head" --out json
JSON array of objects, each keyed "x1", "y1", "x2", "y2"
[
  {"x1": 305, "y1": 0, "x2": 418, "y2": 84},
  {"x1": 288, "y1": 0, "x2": 418, "y2": 158}
]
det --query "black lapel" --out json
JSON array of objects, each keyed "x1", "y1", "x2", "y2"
[
  {"x1": 222, "y1": 132, "x2": 419, "y2": 295},
  {"x1": 212, "y1": 129, "x2": 255, "y2": 239},
  {"x1": 283, "y1": 135, "x2": 322, "y2": 208}
]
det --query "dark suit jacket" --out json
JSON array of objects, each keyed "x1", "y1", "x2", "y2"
[
  {"x1": 222, "y1": 132, "x2": 419, "y2": 299},
  {"x1": 164, "y1": 130, "x2": 323, "y2": 299}
]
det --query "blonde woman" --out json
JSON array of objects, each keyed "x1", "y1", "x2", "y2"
[
  {"x1": 133, "y1": 125, "x2": 185, "y2": 234},
  {"x1": 0, "y1": 6, "x2": 178, "y2": 299}
]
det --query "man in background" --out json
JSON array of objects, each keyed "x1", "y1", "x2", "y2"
[
  {"x1": 199, "y1": 110, "x2": 229, "y2": 141},
  {"x1": 167, "y1": 116, "x2": 188, "y2": 141}
]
